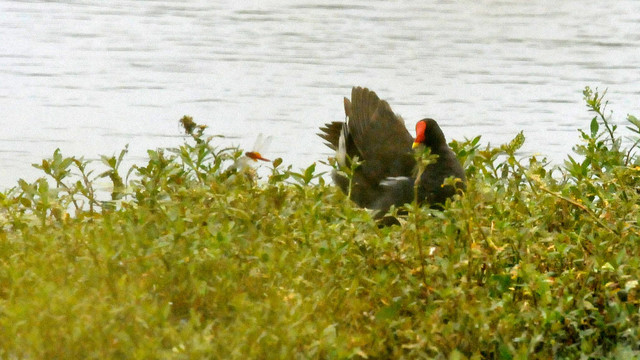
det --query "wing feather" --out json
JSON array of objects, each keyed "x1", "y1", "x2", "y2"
[{"x1": 348, "y1": 87, "x2": 413, "y2": 162}]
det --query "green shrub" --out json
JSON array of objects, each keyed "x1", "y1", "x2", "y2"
[{"x1": 0, "y1": 89, "x2": 639, "y2": 359}]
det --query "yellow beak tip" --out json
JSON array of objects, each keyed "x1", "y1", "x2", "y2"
[{"x1": 412, "y1": 142, "x2": 420, "y2": 149}]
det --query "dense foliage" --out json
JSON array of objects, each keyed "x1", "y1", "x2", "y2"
[{"x1": 1, "y1": 88, "x2": 639, "y2": 359}]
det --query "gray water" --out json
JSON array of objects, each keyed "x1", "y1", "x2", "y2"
[{"x1": 1, "y1": 0, "x2": 639, "y2": 189}]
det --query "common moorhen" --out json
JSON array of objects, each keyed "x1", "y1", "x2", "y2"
[{"x1": 318, "y1": 87, "x2": 465, "y2": 217}]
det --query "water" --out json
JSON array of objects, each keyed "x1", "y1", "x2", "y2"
[{"x1": 1, "y1": 0, "x2": 639, "y2": 189}]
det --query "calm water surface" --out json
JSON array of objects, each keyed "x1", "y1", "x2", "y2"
[{"x1": 1, "y1": 0, "x2": 639, "y2": 188}]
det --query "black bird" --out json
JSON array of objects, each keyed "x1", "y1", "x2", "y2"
[{"x1": 318, "y1": 87, "x2": 465, "y2": 217}]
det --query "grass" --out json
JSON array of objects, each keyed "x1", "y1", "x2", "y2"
[{"x1": 1, "y1": 87, "x2": 640, "y2": 359}]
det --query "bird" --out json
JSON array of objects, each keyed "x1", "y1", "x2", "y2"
[{"x1": 318, "y1": 86, "x2": 465, "y2": 218}]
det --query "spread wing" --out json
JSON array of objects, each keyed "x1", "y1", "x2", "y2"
[
  {"x1": 346, "y1": 87, "x2": 415, "y2": 180},
  {"x1": 318, "y1": 86, "x2": 417, "y2": 212},
  {"x1": 317, "y1": 121, "x2": 342, "y2": 150}
]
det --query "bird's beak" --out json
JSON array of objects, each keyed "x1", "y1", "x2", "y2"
[{"x1": 412, "y1": 142, "x2": 420, "y2": 149}]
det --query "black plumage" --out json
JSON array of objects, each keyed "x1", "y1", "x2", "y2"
[{"x1": 318, "y1": 87, "x2": 465, "y2": 217}]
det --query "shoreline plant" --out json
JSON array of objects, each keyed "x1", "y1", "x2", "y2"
[{"x1": 0, "y1": 88, "x2": 639, "y2": 358}]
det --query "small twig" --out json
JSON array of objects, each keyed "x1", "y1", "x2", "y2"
[
  {"x1": 413, "y1": 222, "x2": 429, "y2": 291},
  {"x1": 599, "y1": 105, "x2": 616, "y2": 145},
  {"x1": 469, "y1": 209, "x2": 498, "y2": 253},
  {"x1": 624, "y1": 138, "x2": 640, "y2": 166},
  {"x1": 411, "y1": 150, "x2": 435, "y2": 292},
  {"x1": 537, "y1": 185, "x2": 618, "y2": 236}
]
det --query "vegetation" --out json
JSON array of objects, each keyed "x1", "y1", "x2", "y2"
[{"x1": 1, "y1": 88, "x2": 639, "y2": 359}]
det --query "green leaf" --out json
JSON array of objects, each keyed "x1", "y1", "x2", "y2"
[
  {"x1": 590, "y1": 117, "x2": 599, "y2": 137},
  {"x1": 627, "y1": 114, "x2": 640, "y2": 128},
  {"x1": 501, "y1": 131, "x2": 525, "y2": 153},
  {"x1": 375, "y1": 302, "x2": 400, "y2": 321},
  {"x1": 304, "y1": 163, "x2": 316, "y2": 183}
]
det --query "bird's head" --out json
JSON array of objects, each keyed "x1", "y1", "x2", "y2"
[{"x1": 412, "y1": 118, "x2": 447, "y2": 150}]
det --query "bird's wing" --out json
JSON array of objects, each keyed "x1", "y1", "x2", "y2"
[
  {"x1": 317, "y1": 121, "x2": 343, "y2": 150},
  {"x1": 347, "y1": 87, "x2": 415, "y2": 180},
  {"x1": 348, "y1": 87, "x2": 413, "y2": 160}
]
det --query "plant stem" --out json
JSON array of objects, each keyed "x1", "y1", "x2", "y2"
[{"x1": 537, "y1": 185, "x2": 619, "y2": 236}]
